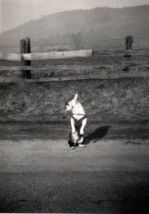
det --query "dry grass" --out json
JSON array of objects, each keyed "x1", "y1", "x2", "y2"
[{"x1": 0, "y1": 78, "x2": 149, "y2": 122}]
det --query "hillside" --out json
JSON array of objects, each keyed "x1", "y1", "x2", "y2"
[{"x1": 1, "y1": 5, "x2": 149, "y2": 52}]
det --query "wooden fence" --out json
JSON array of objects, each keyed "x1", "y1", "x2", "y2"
[{"x1": 0, "y1": 38, "x2": 149, "y2": 82}]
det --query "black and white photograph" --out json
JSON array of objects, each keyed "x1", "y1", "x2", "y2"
[{"x1": 0, "y1": 0, "x2": 149, "y2": 213}]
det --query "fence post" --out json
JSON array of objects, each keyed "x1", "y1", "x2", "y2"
[
  {"x1": 125, "y1": 36, "x2": 133, "y2": 50},
  {"x1": 20, "y1": 39, "x2": 26, "y2": 78},
  {"x1": 25, "y1": 37, "x2": 31, "y2": 78},
  {"x1": 20, "y1": 37, "x2": 31, "y2": 79}
]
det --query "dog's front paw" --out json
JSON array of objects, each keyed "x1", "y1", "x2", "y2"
[{"x1": 80, "y1": 129, "x2": 84, "y2": 135}]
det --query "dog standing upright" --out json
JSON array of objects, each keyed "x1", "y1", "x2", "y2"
[{"x1": 64, "y1": 94, "x2": 87, "y2": 149}]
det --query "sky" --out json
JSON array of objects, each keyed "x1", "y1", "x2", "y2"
[{"x1": 1, "y1": 0, "x2": 149, "y2": 33}]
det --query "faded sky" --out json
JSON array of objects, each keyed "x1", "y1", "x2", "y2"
[{"x1": 1, "y1": 0, "x2": 149, "y2": 33}]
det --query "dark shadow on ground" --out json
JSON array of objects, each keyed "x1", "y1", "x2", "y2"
[{"x1": 84, "y1": 125, "x2": 112, "y2": 145}]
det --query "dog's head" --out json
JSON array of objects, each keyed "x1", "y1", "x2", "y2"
[{"x1": 65, "y1": 94, "x2": 79, "y2": 114}]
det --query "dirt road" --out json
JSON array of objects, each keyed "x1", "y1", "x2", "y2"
[{"x1": 0, "y1": 122, "x2": 149, "y2": 213}]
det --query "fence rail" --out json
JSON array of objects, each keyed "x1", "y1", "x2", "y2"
[
  {"x1": 1, "y1": 49, "x2": 149, "y2": 61},
  {"x1": 94, "y1": 49, "x2": 149, "y2": 56},
  {"x1": 0, "y1": 53, "x2": 21, "y2": 61},
  {"x1": 0, "y1": 63, "x2": 149, "y2": 72},
  {"x1": 0, "y1": 71, "x2": 149, "y2": 83},
  {"x1": 0, "y1": 65, "x2": 115, "y2": 71},
  {"x1": 0, "y1": 50, "x2": 93, "y2": 61}
]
